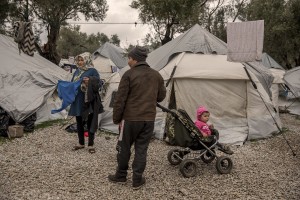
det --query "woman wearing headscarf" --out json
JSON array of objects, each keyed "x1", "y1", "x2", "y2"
[{"x1": 69, "y1": 53, "x2": 103, "y2": 153}]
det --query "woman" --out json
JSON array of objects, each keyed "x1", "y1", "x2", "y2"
[{"x1": 69, "y1": 53, "x2": 103, "y2": 154}]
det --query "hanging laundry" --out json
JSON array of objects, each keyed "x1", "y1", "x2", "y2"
[
  {"x1": 13, "y1": 21, "x2": 36, "y2": 56},
  {"x1": 227, "y1": 20, "x2": 264, "y2": 62}
]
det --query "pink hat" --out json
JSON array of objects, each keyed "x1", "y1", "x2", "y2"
[{"x1": 197, "y1": 106, "x2": 209, "y2": 117}]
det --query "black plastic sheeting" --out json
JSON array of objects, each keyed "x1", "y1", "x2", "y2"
[
  {"x1": 0, "y1": 107, "x2": 36, "y2": 137},
  {"x1": 19, "y1": 113, "x2": 37, "y2": 132},
  {"x1": 0, "y1": 107, "x2": 10, "y2": 137}
]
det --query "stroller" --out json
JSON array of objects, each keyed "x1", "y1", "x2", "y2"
[{"x1": 157, "y1": 103, "x2": 233, "y2": 178}]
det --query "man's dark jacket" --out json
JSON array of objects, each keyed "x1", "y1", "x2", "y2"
[{"x1": 113, "y1": 61, "x2": 166, "y2": 124}]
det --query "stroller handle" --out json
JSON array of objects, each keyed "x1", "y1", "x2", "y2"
[
  {"x1": 156, "y1": 103, "x2": 177, "y2": 116},
  {"x1": 156, "y1": 103, "x2": 170, "y2": 112}
]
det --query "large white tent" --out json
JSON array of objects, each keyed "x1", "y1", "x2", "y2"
[
  {"x1": 0, "y1": 34, "x2": 68, "y2": 124},
  {"x1": 157, "y1": 53, "x2": 281, "y2": 145},
  {"x1": 98, "y1": 24, "x2": 281, "y2": 145}
]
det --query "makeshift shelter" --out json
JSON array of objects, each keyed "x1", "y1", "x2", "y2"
[
  {"x1": 261, "y1": 52, "x2": 285, "y2": 70},
  {"x1": 92, "y1": 42, "x2": 127, "y2": 81},
  {"x1": 284, "y1": 66, "x2": 300, "y2": 98},
  {"x1": 279, "y1": 66, "x2": 300, "y2": 115},
  {"x1": 98, "y1": 24, "x2": 281, "y2": 145},
  {"x1": 0, "y1": 34, "x2": 68, "y2": 124},
  {"x1": 258, "y1": 53, "x2": 300, "y2": 115}
]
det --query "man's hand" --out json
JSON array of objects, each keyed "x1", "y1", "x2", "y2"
[{"x1": 118, "y1": 123, "x2": 123, "y2": 134}]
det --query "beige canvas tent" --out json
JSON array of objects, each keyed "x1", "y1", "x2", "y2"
[
  {"x1": 157, "y1": 53, "x2": 281, "y2": 145},
  {"x1": 98, "y1": 25, "x2": 281, "y2": 145}
]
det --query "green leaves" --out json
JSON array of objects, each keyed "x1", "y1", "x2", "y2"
[
  {"x1": 131, "y1": 0, "x2": 204, "y2": 44},
  {"x1": 57, "y1": 26, "x2": 120, "y2": 58}
]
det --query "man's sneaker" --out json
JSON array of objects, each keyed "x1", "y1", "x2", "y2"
[
  {"x1": 132, "y1": 177, "x2": 146, "y2": 190},
  {"x1": 108, "y1": 174, "x2": 127, "y2": 184}
]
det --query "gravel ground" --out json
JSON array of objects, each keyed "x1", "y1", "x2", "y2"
[{"x1": 0, "y1": 113, "x2": 299, "y2": 200}]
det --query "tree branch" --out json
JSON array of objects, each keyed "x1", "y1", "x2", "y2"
[
  {"x1": 232, "y1": 0, "x2": 245, "y2": 22},
  {"x1": 200, "y1": 0, "x2": 209, "y2": 7}
]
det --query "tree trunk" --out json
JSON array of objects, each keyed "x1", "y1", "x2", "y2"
[
  {"x1": 295, "y1": 54, "x2": 300, "y2": 67},
  {"x1": 44, "y1": 25, "x2": 61, "y2": 65},
  {"x1": 283, "y1": 54, "x2": 292, "y2": 69},
  {"x1": 161, "y1": 24, "x2": 172, "y2": 45}
]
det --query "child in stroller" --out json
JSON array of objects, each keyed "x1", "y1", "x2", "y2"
[
  {"x1": 195, "y1": 106, "x2": 233, "y2": 155},
  {"x1": 157, "y1": 103, "x2": 233, "y2": 178}
]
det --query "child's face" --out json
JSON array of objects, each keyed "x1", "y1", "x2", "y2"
[{"x1": 199, "y1": 112, "x2": 210, "y2": 123}]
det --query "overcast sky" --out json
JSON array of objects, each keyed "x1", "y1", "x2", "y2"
[{"x1": 71, "y1": 0, "x2": 151, "y2": 48}]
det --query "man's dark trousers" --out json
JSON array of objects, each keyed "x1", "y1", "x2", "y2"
[{"x1": 116, "y1": 120, "x2": 154, "y2": 182}]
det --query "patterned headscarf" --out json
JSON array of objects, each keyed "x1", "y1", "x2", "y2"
[{"x1": 75, "y1": 52, "x2": 94, "y2": 71}]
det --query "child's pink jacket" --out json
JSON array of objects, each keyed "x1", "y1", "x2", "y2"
[{"x1": 194, "y1": 120, "x2": 211, "y2": 136}]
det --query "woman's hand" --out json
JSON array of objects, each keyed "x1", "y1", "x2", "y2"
[{"x1": 83, "y1": 77, "x2": 89, "y2": 84}]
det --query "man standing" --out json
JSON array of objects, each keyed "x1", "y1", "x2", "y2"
[{"x1": 108, "y1": 46, "x2": 166, "y2": 190}]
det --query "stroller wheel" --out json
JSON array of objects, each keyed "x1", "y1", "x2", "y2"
[
  {"x1": 167, "y1": 149, "x2": 183, "y2": 165},
  {"x1": 216, "y1": 156, "x2": 233, "y2": 174},
  {"x1": 179, "y1": 159, "x2": 197, "y2": 178},
  {"x1": 201, "y1": 150, "x2": 216, "y2": 164}
]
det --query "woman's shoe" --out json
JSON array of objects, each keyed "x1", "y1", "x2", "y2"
[
  {"x1": 88, "y1": 146, "x2": 96, "y2": 154},
  {"x1": 73, "y1": 145, "x2": 85, "y2": 151}
]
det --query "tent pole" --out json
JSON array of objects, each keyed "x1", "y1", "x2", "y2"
[
  {"x1": 59, "y1": 116, "x2": 74, "y2": 129},
  {"x1": 165, "y1": 52, "x2": 185, "y2": 87},
  {"x1": 280, "y1": 83, "x2": 299, "y2": 110}
]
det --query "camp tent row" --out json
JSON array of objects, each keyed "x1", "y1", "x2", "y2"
[
  {"x1": 0, "y1": 34, "x2": 69, "y2": 124},
  {"x1": 1, "y1": 23, "x2": 293, "y2": 145},
  {"x1": 0, "y1": 35, "x2": 129, "y2": 129},
  {"x1": 98, "y1": 24, "x2": 282, "y2": 145}
]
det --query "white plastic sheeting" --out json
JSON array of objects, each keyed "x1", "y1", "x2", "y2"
[{"x1": 0, "y1": 34, "x2": 68, "y2": 122}]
